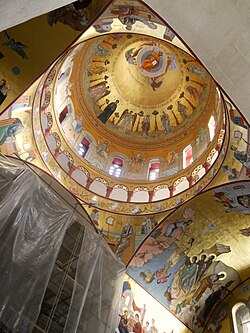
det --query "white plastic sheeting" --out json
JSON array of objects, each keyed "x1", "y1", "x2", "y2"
[
  {"x1": 64, "y1": 228, "x2": 125, "y2": 333},
  {"x1": 0, "y1": 157, "x2": 75, "y2": 332}
]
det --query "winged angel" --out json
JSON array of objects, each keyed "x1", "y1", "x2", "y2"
[{"x1": 2, "y1": 31, "x2": 28, "y2": 59}]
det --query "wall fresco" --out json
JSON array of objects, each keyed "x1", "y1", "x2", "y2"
[
  {"x1": 212, "y1": 182, "x2": 250, "y2": 215},
  {"x1": 116, "y1": 276, "x2": 191, "y2": 333},
  {"x1": 127, "y1": 183, "x2": 250, "y2": 332},
  {"x1": 204, "y1": 279, "x2": 250, "y2": 333},
  {"x1": 209, "y1": 98, "x2": 250, "y2": 190},
  {"x1": 86, "y1": 207, "x2": 167, "y2": 264}
]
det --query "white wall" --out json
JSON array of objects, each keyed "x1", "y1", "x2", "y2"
[{"x1": 0, "y1": 0, "x2": 73, "y2": 31}]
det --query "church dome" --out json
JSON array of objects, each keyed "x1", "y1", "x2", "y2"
[{"x1": 36, "y1": 33, "x2": 226, "y2": 211}]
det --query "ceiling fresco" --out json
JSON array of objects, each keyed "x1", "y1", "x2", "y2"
[
  {"x1": 75, "y1": 34, "x2": 214, "y2": 146},
  {"x1": 50, "y1": 34, "x2": 222, "y2": 186},
  {"x1": 0, "y1": 63, "x2": 228, "y2": 217},
  {"x1": 127, "y1": 182, "x2": 250, "y2": 332},
  {"x1": 0, "y1": 1, "x2": 249, "y2": 332},
  {"x1": 204, "y1": 278, "x2": 250, "y2": 333},
  {"x1": 0, "y1": 0, "x2": 109, "y2": 113},
  {"x1": 116, "y1": 275, "x2": 191, "y2": 333},
  {"x1": 208, "y1": 100, "x2": 250, "y2": 190}
]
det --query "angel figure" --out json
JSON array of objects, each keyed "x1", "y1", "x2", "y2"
[
  {"x1": 2, "y1": 31, "x2": 28, "y2": 59},
  {"x1": 118, "y1": 111, "x2": 137, "y2": 133}
]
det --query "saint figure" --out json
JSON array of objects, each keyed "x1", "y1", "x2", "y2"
[{"x1": 97, "y1": 100, "x2": 119, "y2": 124}]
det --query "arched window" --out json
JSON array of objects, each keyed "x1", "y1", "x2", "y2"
[
  {"x1": 148, "y1": 159, "x2": 160, "y2": 181},
  {"x1": 77, "y1": 137, "x2": 90, "y2": 157},
  {"x1": 59, "y1": 105, "x2": 69, "y2": 123},
  {"x1": 109, "y1": 157, "x2": 123, "y2": 177},
  {"x1": 208, "y1": 115, "x2": 216, "y2": 141},
  {"x1": 183, "y1": 144, "x2": 193, "y2": 169},
  {"x1": 232, "y1": 302, "x2": 250, "y2": 333}
]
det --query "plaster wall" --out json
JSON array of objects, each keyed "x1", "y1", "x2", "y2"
[{"x1": 0, "y1": 0, "x2": 73, "y2": 31}]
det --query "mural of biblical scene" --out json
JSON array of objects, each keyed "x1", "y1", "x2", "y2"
[
  {"x1": 85, "y1": 0, "x2": 192, "y2": 59},
  {"x1": 218, "y1": 99, "x2": 250, "y2": 183},
  {"x1": 116, "y1": 277, "x2": 191, "y2": 333},
  {"x1": 124, "y1": 42, "x2": 178, "y2": 92},
  {"x1": 212, "y1": 182, "x2": 250, "y2": 215},
  {"x1": 87, "y1": 208, "x2": 165, "y2": 264},
  {"x1": 49, "y1": 33, "x2": 223, "y2": 186},
  {"x1": 127, "y1": 184, "x2": 250, "y2": 332},
  {"x1": 83, "y1": 33, "x2": 212, "y2": 143},
  {"x1": 47, "y1": 0, "x2": 109, "y2": 31},
  {"x1": 95, "y1": 0, "x2": 163, "y2": 34},
  {"x1": 204, "y1": 279, "x2": 250, "y2": 333},
  {"x1": 0, "y1": 83, "x2": 42, "y2": 168},
  {"x1": 91, "y1": 0, "x2": 180, "y2": 49},
  {"x1": 0, "y1": 4, "x2": 92, "y2": 111}
]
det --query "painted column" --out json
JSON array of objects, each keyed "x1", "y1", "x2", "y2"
[
  {"x1": 106, "y1": 186, "x2": 113, "y2": 198},
  {"x1": 68, "y1": 163, "x2": 76, "y2": 176},
  {"x1": 148, "y1": 190, "x2": 155, "y2": 202},
  {"x1": 187, "y1": 176, "x2": 195, "y2": 187},
  {"x1": 85, "y1": 177, "x2": 93, "y2": 190},
  {"x1": 168, "y1": 185, "x2": 175, "y2": 197},
  {"x1": 127, "y1": 191, "x2": 133, "y2": 202},
  {"x1": 53, "y1": 147, "x2": 61, "y2": 159}
]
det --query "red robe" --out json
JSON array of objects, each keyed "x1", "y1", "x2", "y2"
[{"x1": 133, "y1": 321, "x2": 142, "y2": 333}]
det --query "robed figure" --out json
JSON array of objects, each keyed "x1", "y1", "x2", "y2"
[{"x1": 97, "y1": 100, "x2": 119, "y2": 124}]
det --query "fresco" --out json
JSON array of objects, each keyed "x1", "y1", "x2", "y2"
[
  {"x1": 109, "y1": 1, "x2": 159, "y2": 31},
  {"x1": 0, "y1": 71, "x2": 49, "y2": 172},
  {"x1": 0, "y1": 79, "x2": 10, "y2": 106},
  {"x1": 47, "y1": 0, "x2": 111, "y2": 32},
  {"x1": 95, "y1": 0, "x2": 163, "y2": 34},
  {"x1": 204, "y1": 279, "x2": 250, "y2": 333},
  {"x1": 212, "y1": 182, "x2": 250, "y2": 215},
  {"x1": 45, "y1": 33, "x2": 225, "y2": 192},
  {"x1": 124, "y1": 43, "x2": 178, "y2": 92},
  {"x1": 91, "y1": 0, "x2": 178, "y2": 48},
  {"x1": 0, "y1": 0, "x2": 228, "y2": 209},
  {"x1": 0, "y1": 95, "x2": 227, "y2": 217},
  {"x1": 0, "y1": 21, "x2": 76, "y2": 112},
  {"x1": 0, "y1": 1, "x2": 248, "y2": 331},
  {"x1": 82, "y1": 34, "x2": 212, "y2": 143},
  {"x1": 2, "y1": 31, "x2": 28, "y2": 60},
  {"x1": 209, "y1": 99, "x2": 250, "y2": 188},
  {"x1": 127, "y1": 184, "x2": 250, "y2": 332},
  {"x1": 0, "y1": 1, "x2": 110, "y2": 113},
  {"x1": 116, "y1": 276, "x2": 191, "y2": 333},
  {"x1": 86, "y1": 207, "x2": 167, "y2": 264},
  {"x1": 0, "y1": 41, "x2": 227, "y2": 216}
]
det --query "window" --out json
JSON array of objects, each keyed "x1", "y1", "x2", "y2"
[
  {"x1": 59, "y1": 106, "x2": 69, "y2": 123},
  {"x1": 232, "y1": 302, "x2": 250, "y2": 333},
  {"x1": 148, "y1": 160, "x2": 160, "y2": 181},
  {"x1": 77, "y1": 137, "x2": 90, "y2": 157},
  {"x1": 109, "y1": 157, "x2": 123, "y2": 177},
  {"x1": 208, "y1": 115, "x2": 216, "y2": 141},
  {"x1": 183, "y1": 145, "x2": 193, "y2": 169}
]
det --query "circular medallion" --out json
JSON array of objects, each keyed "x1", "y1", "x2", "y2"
[{"x1": 136, "y1": 46, "x2": 167, "y2": 78}]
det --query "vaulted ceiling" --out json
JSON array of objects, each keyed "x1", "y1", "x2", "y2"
[{"x1": 0, "y1": 1, "x2": 249, "y2": 332}]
